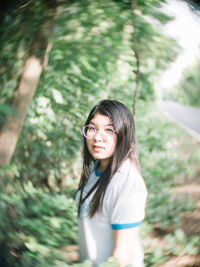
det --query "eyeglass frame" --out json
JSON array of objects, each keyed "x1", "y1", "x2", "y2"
[{"x1": 82, "y1": 124, "x2": 118, "y2": 139}]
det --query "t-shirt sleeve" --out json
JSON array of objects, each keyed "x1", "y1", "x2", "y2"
[{"x1": 105, "y1": 170, "x2": 147, "y2": 230}]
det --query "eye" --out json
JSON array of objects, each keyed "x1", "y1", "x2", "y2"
[
  {"x1": 105, "y1": 128, "x2": 115, "y2": 133},
  {"x1": 88, "y1": 125, "x2": 96, "y2": 132}
]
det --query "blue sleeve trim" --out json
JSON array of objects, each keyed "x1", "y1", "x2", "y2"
[{"x1": 111, "y1": 221, "x2": 142, "y2": 230}]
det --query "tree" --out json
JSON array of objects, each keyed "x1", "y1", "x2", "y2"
[
  {"x1": 169, "y1": 60, "x2": 200, "y2": 107},
  {"x1": 0, "y1": 0, "x2": 179, "y2": 186},
  {"x1": 0, "y1": 1, "x2": 57, "y2": 165}
]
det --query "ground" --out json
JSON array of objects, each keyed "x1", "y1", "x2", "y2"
[{"x1": 155, "y1": 136, "x2": 200, "y2": 267}]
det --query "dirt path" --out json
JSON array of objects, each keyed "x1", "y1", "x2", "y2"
[
  {"x1": 156, "y1": 179, "x2": 200, "y2": 267},
  {"x1": 160, "y1": 180, "x2": 200, "y2": 267},
  {"x1": 174, "y1": 183, "x2": 200, "y2": 237}
]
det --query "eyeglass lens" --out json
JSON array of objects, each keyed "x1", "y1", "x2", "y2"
[{"x1": 83, "y1": 125, "x2": 116, "y2": 139}]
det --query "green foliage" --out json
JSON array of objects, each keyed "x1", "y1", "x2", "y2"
[
  {"x1": 135, "y1": 101, "x2": 199, "y2": 266},
  {"x1": 0, "y1": 0, "x2": 179, "y2": 192},
  {"x1": 144, "y1": 247, "x2": 169, "y2": 266},
  {"x1": 0, "y1": 104, "x2": 17, "y2": 128},
  {"x1": 10, "y1": 0, "x2": 136, "y2": 188},
  {"x1": 144, "y1": 227, "x2": 200, "y2": 266},
  {"x1": 0, "y1": 182, "x2": 77, "y2": 266},
  {"x1": 167, "y1": 59, "x2": 200, "y2": 107},
  {"x1": 0, "y1": 0, "x2": 47, "y2": 105},
  {"x1": 70, "y1": 260, "x2": 92, "y2": 267},
  {"x1": 99, "y1": 257, "x2": 120, "y2": 267},
  {"x1": 133, "y1": 0, "x2": 180, "y2": 100},
  {"x1": 0, "y1": 0, "x2": 195, "y2": 266},
  {"x1": 136, "y1": 101, "x2": 195, "y2": 229},
  {"x1": 165, "y1": 228, "x2": 200, "y2": 256}
]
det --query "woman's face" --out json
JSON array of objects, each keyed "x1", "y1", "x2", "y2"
[{"x1": 86, "y1": 113, "x2": 117, "y2": 167}]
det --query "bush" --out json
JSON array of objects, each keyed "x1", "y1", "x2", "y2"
[{"x1": 0, "y1": 182, "x2": 77, "y2": 266}]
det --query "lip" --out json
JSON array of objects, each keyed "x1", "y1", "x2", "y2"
[{"x1": 93, "y1": 145, "x2": 105, "y2": 151}]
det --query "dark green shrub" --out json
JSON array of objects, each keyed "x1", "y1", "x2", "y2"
[{"x1": 0, "y1": 184, "x2": 77, "y2": 266}]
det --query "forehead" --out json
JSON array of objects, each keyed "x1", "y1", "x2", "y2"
[{"x1": 90, "y1": 113, "x2": 113, "y2": 126}]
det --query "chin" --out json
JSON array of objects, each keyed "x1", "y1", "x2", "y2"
[
  {"x1": 92, "y1": 153, "x2": 108, "y2": 160},
  {"x1": 92, "y1": 154, "x2": 105, "y2": 160}
]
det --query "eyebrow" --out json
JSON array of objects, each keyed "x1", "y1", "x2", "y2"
[{"x1": 89, "y1": 121, "x2": 114, "y2": 127}]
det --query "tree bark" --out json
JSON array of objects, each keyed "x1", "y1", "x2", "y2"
[
  {"x1": 131, "y1": 0, "x2": 140, "y2": 118},
  {"x1": 0, "y1": 3, "x2": 57, "y2": 166}
]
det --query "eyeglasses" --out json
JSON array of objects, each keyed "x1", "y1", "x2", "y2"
[{"x1": 83, "y1": 125, "x2": 117, "y2": 139}]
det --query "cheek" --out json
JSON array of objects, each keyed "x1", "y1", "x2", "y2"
[{"x1": 109, "y1": 137, "x2": 117, "y2": 153}]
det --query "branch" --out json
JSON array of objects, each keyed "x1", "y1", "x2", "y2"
[{"x1": 131, "y1": 0, "x2": 140, "y2": 118}]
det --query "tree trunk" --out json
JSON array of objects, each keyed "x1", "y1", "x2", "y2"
[
  {"x1": 131, "y1": 0, "x2": 140, "y2": 118},
  {"x1": 0, "y1": 3, "x2": 57, "y2": 166}
]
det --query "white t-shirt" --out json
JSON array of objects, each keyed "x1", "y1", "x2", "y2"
[{"x1": 76, "y1": 159, "x2": 147, "y2": 267}]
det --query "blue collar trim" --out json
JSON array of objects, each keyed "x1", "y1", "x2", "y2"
[{"x1": 95, "y1": 163, "x2": 103, "y2": 177}]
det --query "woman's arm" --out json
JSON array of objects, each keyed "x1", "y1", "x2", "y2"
[{"x1": 112, "y1": 227, "x2": 140, "y2": 267}]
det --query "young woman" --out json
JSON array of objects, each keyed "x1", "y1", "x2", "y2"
[{"x1": 76, "y1": 100, "x2": 147, "y2": 267}]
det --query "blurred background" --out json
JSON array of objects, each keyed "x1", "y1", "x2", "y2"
[{"x1": 0, "y1": 0, "x2": 200, "y2": 266}]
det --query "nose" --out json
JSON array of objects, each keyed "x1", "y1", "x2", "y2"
[{"x1": 94, "y1": 129, "x2": 104, "y2": 141}]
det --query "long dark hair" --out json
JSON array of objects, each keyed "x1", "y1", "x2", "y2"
[{"x1": 78, "y1": 99, "x2": 140, "y2": 217}]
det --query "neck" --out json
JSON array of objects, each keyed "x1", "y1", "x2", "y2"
[{"x1": 98, "y1": 159, "x2": 110, "y2": 173}]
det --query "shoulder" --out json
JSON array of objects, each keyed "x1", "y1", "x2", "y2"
[
  {"x1": 111, "y1": 159, "x2": 146, "y2": 189},
  {"x1": 104, "y1": 159, "x2": 147, "y2": 220}
]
